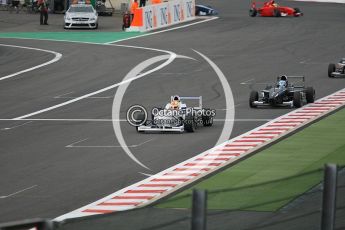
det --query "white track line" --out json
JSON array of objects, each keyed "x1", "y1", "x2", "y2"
[
  {"x1": 0, "y1": 121, "x2": 33, "y2": 130},
  {"x1": 0, "y1": 185, "x2": 37, "y2": 199},
  {"x1": 0, "y1": 44, "x2": 62, "y2": 81},
  {"x1": 65, "y1": 138, "x2": 154, "y2": 148}
]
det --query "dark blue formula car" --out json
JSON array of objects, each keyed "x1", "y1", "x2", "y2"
[{"x1": 195, "y1": 5, "x2": 218, "y2": 16}]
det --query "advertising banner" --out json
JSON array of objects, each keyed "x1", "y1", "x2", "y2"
[{"x1": 138, "y1": 0, "x2": 195, "y2": 32}]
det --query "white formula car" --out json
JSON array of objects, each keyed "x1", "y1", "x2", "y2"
[
  {"x1": 136, "y1": 96, "x2": 215, "y2": 133},
  {"x1": 328, "y1": 58, "x2": 345, "y2": 78}
]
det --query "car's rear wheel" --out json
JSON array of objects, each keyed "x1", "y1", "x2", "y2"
[
  {"x1": 273, "y1": 8, "x2": 281, "y2": 17},
  {"x1": 293, "y1": 92, "x2": 302, "y2": 108},
  {"x1": 249, "y1": 91, "x2": 259, "y2": 108},
  {"x1": 249, "y1": 8, "x2": 257, "y2": 17},
  {"x1": 184, "y1": 114, "x2": 195, "y2": 132},
  {"x1": 306, "y1": 87, "x2": 315, "y2": 103},
  {"x1": 328, "y1": 63, "x2": 335, "y2": 78}
]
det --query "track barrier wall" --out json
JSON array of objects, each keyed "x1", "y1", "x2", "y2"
[{"x1": 127, "y1": 0, "x2": 196, "y2": 32}]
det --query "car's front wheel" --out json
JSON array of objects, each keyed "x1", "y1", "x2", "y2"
[
  {"x1": 249, "y1": 8, "x2": 257, "y2": 17},
  {"x1": 306, "y1": 87, "x2": 315, "y2": 103},
  {"x1": 249, "y1": 91, "x2": 259, "y2": 108},
  {"x1": 328, "y1": 63, "x2": 335, "y2": 78}
]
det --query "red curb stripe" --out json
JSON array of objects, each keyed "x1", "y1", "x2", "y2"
[
  {"x1": 139, "y1": 184, "x2": 177, "y2": 187},
  {"x1": 113, "y1": 196, "x2": 154, "y2": 199},
  {"x1": 206, "y1": 153, "x2": 241, "y2": 157},
  {"x1": 274, "y1": 120, "x2": 303, "y2": 123},
  {"x1": 242, "y1": 135, "x2": 275, "y2": 139},
  {"x1": 288, "y1": 113, "x2": 317, "y2": 116},
  {"x1": 173, "y1": 168, "x2": 211, "y2": 171},
  {"x1": 303, "y1": 108, "x2": 330, "y2": 111},
  {"x1": 184, "y1": 163, "x2": 221, "y2": 167},
  {"x1": 225, "y1": 144, "x2": 258, "y2": 147},
  {"x1": 328, "y1": 96, "x2": 345, "y2": 99},
  {"x1": 195, "y1": 157, "x2": 230, "y2": 161},
  {"x1": 322, "y1": 99, "x2": 345, "y2": 102},
  {"x1": 217, "y1": 148, "x2": 249, "y2": 151},
  {"x1": 280, "y1": 117, "x2": 309, "y2": 120},
  {"x1": 252, "y1": 132, "x2": 282, "y2": 134},
  {"x1": 295, "y1": 111, "x2": 323, "y2": 113},
  {"x1": 234, "y1": 139, "x2": 266, "y2": 142},
  {"x1": 163, "y1": 172, "x2": 200, "y2": 177},
  {"x1": 259, "y1": 128, "x2": 290, "y2": 131},
  {"x1": 314, "y1": 101, "x2": 342, "y2": 104},
  {"x1": 82, "y1": 209, "x2": 114, "y2": 214},
  {"x1": 125, "y1": 190, "x2": 166, "y2": 193},
  {"x1": 152, "y1": 178, "x2": 189, "y2": 182},
  {"x1": 308, "y1": 104, "x2": 336, "y2": 107},
  {"x1": 268, "y1": 124, "x2": 297, "y2": 127},
  {"x1": 99, "y1": 202, "x2": 141, "y2": 206}
]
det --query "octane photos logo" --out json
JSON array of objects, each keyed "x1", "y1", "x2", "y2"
[
  {"x1": 126, "y1": 106, "x2": 216, "y2": 127},
  {"x1": 126, "y1": 105, "x2": 148, "y2": 127},
  {"x1": 152, "y1": 108, "x2": 216, "y2": 117}
]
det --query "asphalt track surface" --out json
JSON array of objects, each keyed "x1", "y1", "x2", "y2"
[{"x1": 0, "y1": 0, "x2": 345, "y2": 226}]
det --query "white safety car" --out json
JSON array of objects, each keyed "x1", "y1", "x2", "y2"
[{"x1": 64, "y1": 3, "x2": 98, "y2": 29}]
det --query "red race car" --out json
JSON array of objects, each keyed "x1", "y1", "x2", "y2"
[{"x1": 249, "y1": 0, "x2": 303, "y2": 17}]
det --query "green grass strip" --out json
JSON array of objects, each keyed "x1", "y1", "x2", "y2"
[
  {"x1": 0, "y1": 32, "x2": 142, "y2": 44},
  {"x1": 158, "y1": 108, "x2": 345, "y2": 212}
]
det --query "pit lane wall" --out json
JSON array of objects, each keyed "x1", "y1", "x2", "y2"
[{"x1": 127, "y1": 0, "x2": 196, "y2": 32}]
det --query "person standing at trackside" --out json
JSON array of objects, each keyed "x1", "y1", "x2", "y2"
[
  {"x1": 37, "y1": 0, "x2": 48, "y2": 25},
  {"x1": 130, "y1": 0, "x2": 138, "y2": 22},
  {"x1": 139, "y1": 0, "x2": 146, "y2": 7}
]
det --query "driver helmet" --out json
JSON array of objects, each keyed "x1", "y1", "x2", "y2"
[
  {"x1": 271, "y1": 0, "x2": 278, "y2": 7},
  {"x1": 171, "y1": 95, "x2": 180, "y2": 109},
  {"x1": 280, "y1": 75, "x2": 287, "y2": 81}
]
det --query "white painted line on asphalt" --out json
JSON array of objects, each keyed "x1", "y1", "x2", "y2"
[
  {"x1": 54, "y1": 91, "x2": 113, "y2": 99},
  {"x1": 0, "y1": 121, "x2": 33, "y2": 130},
  {"x1": 0, "y1": 185, "x2": 37, "y2": 199},
  {"x1": 105, "y1": 17, "x2": 219, "y2": 44},
  {"x1": 66, "y1": 138, "x2": 154, "y2": 148},
  {"x1": 240, "y1": 78, "x2": 255, "y2": 85},
  {"x1": 0, "y1": 44, "x2": 62, "y2": 81},
  {"x1": 299, "y1": 60, "x2": 327, "y2": 65},
  {"x1": 139, "y1": 172, "x2": 154, "y2": 177}
]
